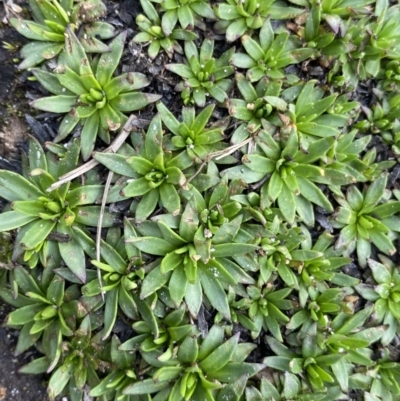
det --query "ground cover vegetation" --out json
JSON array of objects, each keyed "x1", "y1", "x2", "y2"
[{"x1": 1, "y1": 0, "x2": 400, "y2": 400}]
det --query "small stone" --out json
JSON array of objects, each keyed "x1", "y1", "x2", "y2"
[{"x1": 0, "y1": 386, "x2": 6, "y2": 401}]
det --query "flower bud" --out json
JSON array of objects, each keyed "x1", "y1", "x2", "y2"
[
  {"x1": 46, "y1": 201, "x2": 62, "y2": 213},
  {"x1": 41, "y1": 305, "x2": 58, "y2": 319}
]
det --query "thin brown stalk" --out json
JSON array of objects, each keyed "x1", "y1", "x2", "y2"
[
  {"x1": 182, "y1": 137, "x2": 254, "y2": 187},
  {"x1": 46, "y1": 115, "x2": 137, "y2": 192},
  {"x1": 96, "y1": 171, "x2": 114, "y2": 300}
]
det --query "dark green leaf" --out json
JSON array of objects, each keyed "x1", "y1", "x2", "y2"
[{"x1": 127, "y1": 237, "x2": 176, "y2": 255}]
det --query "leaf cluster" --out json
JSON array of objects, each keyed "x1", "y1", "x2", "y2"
[
  {"x1": 11, "y1": 0, "x2": 116, "y2": 68},
  {"x1": 3, "y1": 1, "x2": 400, "y2": 401},
  {"x1": 30, "y1": 29, "x2": 161, "y2": 160}
]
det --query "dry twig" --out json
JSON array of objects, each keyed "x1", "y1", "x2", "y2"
[
  {"x1": 183, "y1": 137, "x2": 254, "y2": 187},
  {"x1": 96, "y1": 171, "x2": 114, "y2": 301},
  {"x1": 46, "y1": 115, "x2": 137, "y2": 192}
]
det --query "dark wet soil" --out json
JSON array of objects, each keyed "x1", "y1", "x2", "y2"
[
  {"x1": 0, "y1": 2, "x2": 50, "y2": 399},
  {"x1": 1, "y1": 0, "x2": 400, "y2": 400},
  {"x1": 0, "y1": 304, "x2": 49, "y2": 401}
]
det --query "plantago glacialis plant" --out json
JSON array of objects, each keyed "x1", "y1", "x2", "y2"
[
  {"x1": 0, "y1": 138, "x2": 119, "y2": 278},
  {"x1": 166, "y1": 39, "x2": 234, "y2": 107},
  {"x1": 10, "y1": 0, "x2": 116, "y2": 68},
  {"x1": 31, "y1": 28, "x2": 161, "y2": 160},
  {"x1": 133, "y1": 0, "x2": 198, "y2": 59},
  {"x1": 331, "y1": 173, "x2": 400, "y2": 267}
]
